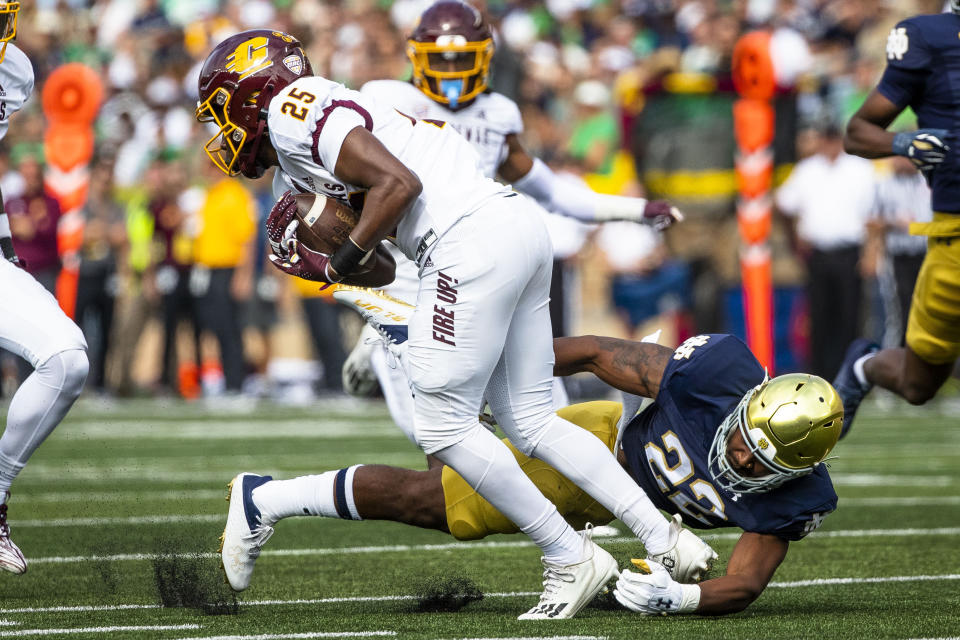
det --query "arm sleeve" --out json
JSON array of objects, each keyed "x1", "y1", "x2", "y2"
[
  {"x1": 512, "y1": 157, "x2": 651, "y2": 222},
  {"x1": 877, "y1": 21, "x2": 931, "y2": 108}
]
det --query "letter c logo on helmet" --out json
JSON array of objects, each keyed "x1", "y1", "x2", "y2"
[{"x1": 195, "y1": 29, "x2": 313, "y2": 179}]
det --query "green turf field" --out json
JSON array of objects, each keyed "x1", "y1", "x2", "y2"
[{"x1": 0, "y1": 395, "x2": 958, "y2": 639}]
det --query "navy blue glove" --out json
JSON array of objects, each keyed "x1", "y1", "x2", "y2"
[{"x1": 892, "y1": 129, "x2": 952, "y2": 171}]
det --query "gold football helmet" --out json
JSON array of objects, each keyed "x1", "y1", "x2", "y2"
[
  {"x1": 0, "y1": 2, "x2": 19, "y2": 64},
  {"x1": 406, "y1": 1, "x2": 493, "y2": 110},
  {"x1": 708, "y1": 373, "x2": 843, "y2": 493}
]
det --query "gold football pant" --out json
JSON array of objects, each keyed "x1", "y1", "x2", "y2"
[
  {"x1": 906, "y1": 213, "x2": 960, "y2": 365},
  {"x1": 441, "y1": 401, "x2": 623, "y2": 541}
]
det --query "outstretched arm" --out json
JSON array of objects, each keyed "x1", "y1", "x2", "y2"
[
  {"x1": 500, "y1": 134, "x2": 682, "y2": 229},
  {"x1": 696, "y1": 532, "x2": 788, "y2": 614},
  {"x1": 615, "y1": 531, "x2": 788, "y2": 616},
  {"x1": 553, "y1": 335, "x2": 672, "y2": 399}
]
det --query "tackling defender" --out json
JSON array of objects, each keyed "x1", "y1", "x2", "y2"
[
  {"x1": 222, "y1": 289, "x2": 842, "y2": 617},
  {"x1": 839, "y1": 4, "x2": 960, "y2": 429},
  {"x1": 0, "y1": 1, "x2": 89, "y2": 574},
  {"x1": 341, "y1": 1, "x2": 681, "y2": 440},
  {"x1": 197, "y1": 29, "x2": 708, "y2": 619}
]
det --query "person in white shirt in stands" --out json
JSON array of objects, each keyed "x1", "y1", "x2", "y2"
[{"x1": 776, "y1": 123, "x2": 876, "y2": 379}]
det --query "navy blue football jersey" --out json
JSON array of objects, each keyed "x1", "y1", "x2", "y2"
[
  {"x1": 620, "y1": 334, "x2": 837, "y2": 541},
  {"x1": 877, "y1": 13, "x2": 960, "y2": 213}
]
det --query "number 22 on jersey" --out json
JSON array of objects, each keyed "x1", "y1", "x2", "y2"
[{"x1": 645, "y1": 431, "x2": 728, "y2": 526}]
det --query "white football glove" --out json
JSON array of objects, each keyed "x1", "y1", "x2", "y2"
[
  {"x1": 647, "y1": 513, "x2": 718, "y2": 583},
  {"x1": 614, "y1": 559, "x2": 701, "y2": 615},
  {"x1": 342, "y1": 324, "x2": 381, "y2": 397}
]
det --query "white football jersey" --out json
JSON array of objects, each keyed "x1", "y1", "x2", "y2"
[
  {"x1": 268, "y1": 76, "x2": 509, "y2": 262},
  {"x1": 0, "y1": 44, "x2": 34, "y2": 142},
  {"x1": 360, "y1": 80, "x2": 522, "y2": 180}
]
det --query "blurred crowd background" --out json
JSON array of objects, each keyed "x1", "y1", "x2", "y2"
[{"x1": 0, "y1": 0, "x2": 948, "y2": 403}]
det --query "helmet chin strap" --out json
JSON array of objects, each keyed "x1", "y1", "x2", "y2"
[
  {"x1": 441, "y1": 79, "x2": 463, "y2": 108},
  {"x1": 240, "y1": 118, "x2": 268, "y2": 179}
]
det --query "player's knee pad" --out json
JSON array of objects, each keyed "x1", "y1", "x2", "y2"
[
  {"x1": 413, "y1": 413, "x2": 480, "y2": 454},
  {"x1": 489, "y1": 406, "x2": 558, "y2": 458},
  {"x1": 36, "y1": 348, "x2": 89, "y2": 399}
]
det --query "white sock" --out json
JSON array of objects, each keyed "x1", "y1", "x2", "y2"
[
  {"x1": 0, "y1": 349, "x2": 87, "y2": 495},
  {"x1": 853, "y1": 353, "x2": 875, "y2": 390},
  {"x1": 252, "y1": 465, "x2": 363, "y2": 526},
  {"x1": 532, "y1": 414, "x2": 673, "y2": 555},
  {"x1": 432, "y1": 425, "x2": 583, "y2": 566}
]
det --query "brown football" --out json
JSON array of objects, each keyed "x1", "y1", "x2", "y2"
[{"x1": 292, "y1": 192, "x2": 396, "y2": 288}]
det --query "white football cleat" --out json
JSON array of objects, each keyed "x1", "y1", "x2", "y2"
[
  {"x1": 219, "y1": 473, "x2": 275, "y2": 592},
  {"x1": 518, "y1": 525, "x2": 620, "y2": 620},
  {"x1": 646, "y1": 513, "x2": 718, "y2": 583},
  {"x1": 332, "y1": 285, "x2": 412, "y2": 358},
  {"x1": 0, "y1": 493, "x2": 26, "y2": 575}
]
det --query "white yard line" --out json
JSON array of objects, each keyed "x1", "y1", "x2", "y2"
[
  {"x1": 15, "y1": 514, "x2": 224, "y2": 528},
  {"x1": 768, "y1": 574, "x2": 960, "y2": 588},
  {"x1": 841, "y1": 496, "x2": 960, "y2": 506},
  {"x1": 830, "y1": 474, "x2": 955, "y2": 487},
  {"x1": 18, "y1": 489, "x2": 225, "y2": 503},
  {"x1": 25, "y1": 526, "x2": 960, "y2": 565},
  {"x1": 2, "y1": 573, "x2": 959, "y2": 617},
  {"x1": 174, "y1": 633, "x2": 396, "y2": 640},
  {"x1": 57, "y1": 421, "x2": 401, "y2": 440},
  {"x1": 440, "y1": 637, "x2": 607, "y2": 640},
  {"x1": 0, "y1": 624, "x2": 200, "y2": 637}
]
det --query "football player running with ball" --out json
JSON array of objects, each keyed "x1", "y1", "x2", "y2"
[
  {"x1": 341, "y1": 1, "x2": 682, "y2": 439},
  {"x1": 0, "y1": 1, "x2": 89, "y2": 575},
  {"x1": 838, "y1": 4, "x2": 960, "y2": 430},
  {"x1": 223, "y1": 317, "x2": 843, "y2": 617},
  {"x1": 197, "y1": 30, "x2": 705, "y2": 619}
]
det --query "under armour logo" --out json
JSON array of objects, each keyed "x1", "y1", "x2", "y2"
[
  {"x1": 654, "y1": 597, "x2": 674, "y2": 609},
  {"x1": 527, "y1": 602, "x2": 568, "y2": 618}
]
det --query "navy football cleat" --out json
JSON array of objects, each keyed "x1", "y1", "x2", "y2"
[{"x1": 832, "y1": 339, "x2": 879, "y2": 439}]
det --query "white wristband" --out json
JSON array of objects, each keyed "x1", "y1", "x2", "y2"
[{"x1": 678, "y1": 583, "x2": 701, "y2": 614}]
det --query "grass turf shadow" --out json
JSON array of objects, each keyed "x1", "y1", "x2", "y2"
[{"x1": 151, "y1": 538, "x2": 238, "y2": 615}]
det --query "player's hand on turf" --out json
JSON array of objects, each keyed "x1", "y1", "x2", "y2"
[
  {"x1": 642, "y1": 200, "x2": 684, "y2": 230},
  {"x1": 892, "y1": 129, "x2": 952, "y2": 172},
  {"x1": 614, "y1": 559, "x2": 694, "y2": 615}
]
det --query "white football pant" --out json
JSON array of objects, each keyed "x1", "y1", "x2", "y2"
[{"x1": 0, "y1": 260, "x2": 88, "y2": 494}]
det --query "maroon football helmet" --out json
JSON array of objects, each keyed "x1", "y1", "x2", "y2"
[
  {"x1": 407, "y1": 1, "x2": 493, "y2": 110},
  {"x1": 196, "y1": 29, "x2": 313, "y2": 179}
]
